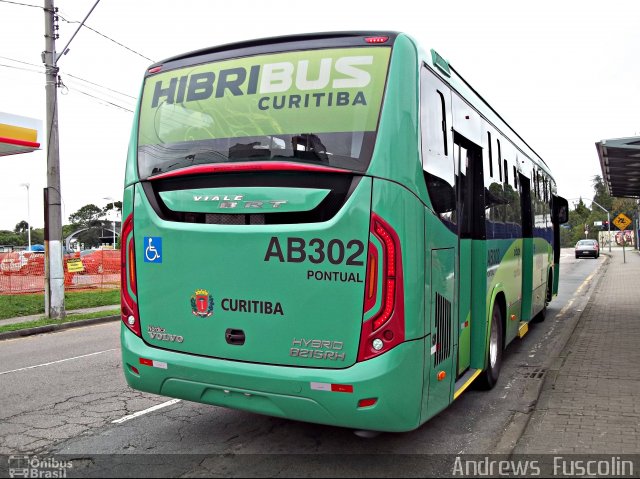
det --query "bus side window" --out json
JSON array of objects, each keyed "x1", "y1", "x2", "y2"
[
  {"x1": 420, "y1": 67, "x2": 456, "y2": 222},
  {"x1": 503, "y1": 159, "x2": 509, "y2": 186},
  {"x1": 487, "y1": 131, "x2": 493, "y2": 178},
  {"x1": 438, "y1": 91, "x2": 448, "y2": 156},
  {"x1": 497, "y1": 139, "x2": 502, "y2": 181}
]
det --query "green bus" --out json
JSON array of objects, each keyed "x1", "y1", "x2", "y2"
[{"x1": 121, "y1": 32, "x2": 569, "y2": 433}]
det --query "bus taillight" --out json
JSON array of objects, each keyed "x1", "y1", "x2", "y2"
[
  {"x1": 121, "y1": 213, "x2": 141, "y2": 337},
  {"x1": 358, "y1": 214, "x2": 405, "y2": 362},
  {"x1": 364, "y1": 242, "x2": 378, "y2": 314}
]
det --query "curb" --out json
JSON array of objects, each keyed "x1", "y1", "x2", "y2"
[
  {"x1": 492, "y1": 253, "x2": 611, "y2": 454},
  {"x1": 0, "y1": 315, "x2": 120, "y2": 341}
]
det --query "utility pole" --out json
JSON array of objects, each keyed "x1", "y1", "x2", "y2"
[
  {"x1": 42, "y1": 0, "x2": 101, "y2": 319},
  {"x1": 43, "y1": 0, "x2": 65, "y2": 319}
]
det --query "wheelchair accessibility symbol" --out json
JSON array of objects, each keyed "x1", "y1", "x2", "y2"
[{"x1": 144, "y1": 237, "x2": 162, "y2": 263}]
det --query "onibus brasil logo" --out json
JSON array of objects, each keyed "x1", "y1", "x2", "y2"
[{"x1": 191, "y1": 289, "x2": 214, "y2": 317}]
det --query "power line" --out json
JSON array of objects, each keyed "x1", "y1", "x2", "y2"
[
  {"x1": 69, "y1": 87, "x2": 134, "y2": 113},
  {"x1": 58, "y1": 13, "x2": 155, "y2": 63},
  {"x1": 0, "y1": 0, "x2": 41, "y2": 8},
  {"x1": 82, "y1": 24, "x2": 154, "y2": 63},
  {"x1": 0, "y1": 55, "x2": 42, "y2": 68},
  {"x1": 0, "y1": 55, "x2": 136, "y2": 101},
  {"x1": 0, "y1": 63, "x2": 44, "y2": 74},
  {"x1": 1, "y1": 66, "x2": 135, "y2": 114},
  {"x1": 64, "y1": 72, "x2": 137, "y2": 99},
  {"x1": 63, "y1": 78, "x2": 136, "y2": 108}
]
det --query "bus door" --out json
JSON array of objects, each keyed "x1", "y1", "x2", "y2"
[
  {"x1": 519, "y1": 173, "x2": 534, "y2": 322},
  {"x1": 452, "y1": 133, "x2": 485, "y2": 377}
]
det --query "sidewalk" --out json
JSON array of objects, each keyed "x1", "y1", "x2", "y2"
[
  {"x1": 513, "y1": 247, "x2": 640, "y2": 454},
  {"x1": 0, "y1": 304, "x2": 119, "y2": 327}
]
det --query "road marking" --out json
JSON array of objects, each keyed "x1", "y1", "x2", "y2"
[
  {"x1": 0, "y1": 349, "x2": 118, "y2": 376},
  {"x1": 112, "y1": 399, "x2": 182, "y2": 424},
  {"x1": 554, "y1": 269, "x2": 598, "y2": 320},
  {"x1": 575, "y1": 269, "x2": 597, "y2": 295}
]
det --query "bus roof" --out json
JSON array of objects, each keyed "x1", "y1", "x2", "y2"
[{"x1": 147, "y1": 31, "x2": 400, "y2": 76}]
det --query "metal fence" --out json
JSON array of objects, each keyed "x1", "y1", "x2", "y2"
[{"x1": 0, "y1": 250, "x2": 120, "y2": 294}]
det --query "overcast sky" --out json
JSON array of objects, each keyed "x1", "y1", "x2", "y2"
[{"x1": 1, "y1": 0, "x2": 639, "y2": 230}]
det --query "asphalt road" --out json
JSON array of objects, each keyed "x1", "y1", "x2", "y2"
[{"x1": 0, "y1": 249, "x2": 604, "y2": 477}]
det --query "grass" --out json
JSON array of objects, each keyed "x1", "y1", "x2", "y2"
[
  {"x1": 0, "y1": 289, "x2": 120, "y2": 320},
  {"x1": 0, "y1": 308, "x2": 120, "y2": 334}
]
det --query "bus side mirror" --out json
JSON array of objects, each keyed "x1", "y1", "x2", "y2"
[{"x1": 552, "y1": 195, "x2": 569, "y2": 224}]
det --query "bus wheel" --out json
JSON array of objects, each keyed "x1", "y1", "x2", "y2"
[
  {"x1": 533, "y1": 299, "x2": 548, "y2": 323},
  {"x1": 477, "y1": 304, "x2": 503, "y2": 390}
]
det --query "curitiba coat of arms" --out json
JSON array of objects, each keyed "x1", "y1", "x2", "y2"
[{"x1": 191, "y1": 289, "x2": 214, "y2": 317}]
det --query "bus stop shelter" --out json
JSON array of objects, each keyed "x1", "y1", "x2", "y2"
[
  {"x1": 596, "y1": 136, "x2": 640, "y2": 249},
  {"x1": 596, "y1": 136, "x2": 640, "y2": 198}
]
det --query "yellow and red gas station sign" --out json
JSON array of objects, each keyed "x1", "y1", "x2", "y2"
[{"x1": 0, "y1": 112, "x2": 42, "y2": 157}]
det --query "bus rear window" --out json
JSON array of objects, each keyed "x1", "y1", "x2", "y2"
[{"x1": 137, "y1": 47, "x2": 391, "y2": 178}]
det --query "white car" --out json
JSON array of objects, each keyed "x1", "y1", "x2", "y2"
[{"x1": 575, "y1": 239, "x2": 599, "y2": 259}]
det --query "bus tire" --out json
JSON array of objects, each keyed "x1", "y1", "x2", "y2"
[
  {"x1": 533, "y1": 302, "x2": 547, "y2": 323},
  {"x1": 477, "y1": 304, "x2": 503, "y2": 390}
]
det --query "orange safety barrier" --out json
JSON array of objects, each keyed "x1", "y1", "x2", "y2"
[{"x1": 0, "y1": 249, "x2": 120, "y2": 294}]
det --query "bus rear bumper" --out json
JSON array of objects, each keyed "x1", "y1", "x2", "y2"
[{"x1": 121, "y1": 325, "x2": 424, "y2": 432}]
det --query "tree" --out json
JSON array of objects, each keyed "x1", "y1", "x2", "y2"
[
  {"x1": 14, "y1": 220, "x2": 29, "y2": 234},
  {"x1": 102, "y1": 201, "x2": 122, "y2": 216},
  {"x1": 0, "y1": 230, "x2": 22, "y2": 246},
  {"x1": 592, "y1": 175, "x2": 612, "y2": 211},
  {"x1": 573, "y1": 198, "x2": 590, "y2": 217},
  {"x1": 562, "y1": 198, "x2": 592, "y2": 246},
  {"x1": 67, "y1": 204, "x2": 107, "y2": 249},
  {"x1": 69, "y1": 204, "x2": 103, "y2": 227},
  {"x1": 29, "y1": 228, "x2": 44, "y2": 245}
]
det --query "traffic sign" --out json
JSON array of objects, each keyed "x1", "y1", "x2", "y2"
[{"x1": 613, "y1": 213, "x2": 632, "y2": 231}]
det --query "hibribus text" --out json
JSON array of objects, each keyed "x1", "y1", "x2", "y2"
[{"x1": 150, "y1": 55, "x2": 374, "y2": 109}]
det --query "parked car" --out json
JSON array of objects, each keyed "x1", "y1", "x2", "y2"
[{"x1": 575, "y1": 239, "x2": 599, "y2": 259}]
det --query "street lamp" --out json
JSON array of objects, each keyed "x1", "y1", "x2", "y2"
[
  {"x1": 19, "y1": 183, "x2": 31, "y2": 251},
  {"x1": 103, "y1": 196, "x2": 116, "y2": 249}
]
